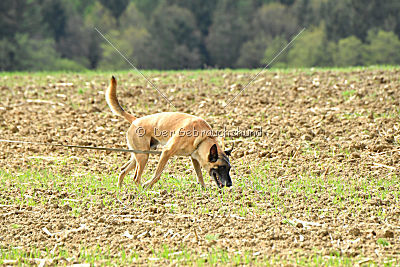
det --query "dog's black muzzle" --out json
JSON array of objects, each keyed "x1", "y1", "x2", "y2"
[{"x1": 210, "y1": 167, "x2": 232, "y2": 188}]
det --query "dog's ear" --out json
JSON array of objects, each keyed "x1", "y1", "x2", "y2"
[
  {"x1": 224, "y1": 143, "x2": 234, "y2": 156},
  {"x1": 224, "y1": 148, "x2": 233, "y2": 156},
  {"x1": 208, "y1": 144, "x2": 218, "y2": 162},
  {"x1": 217, "y1": 136, "x2": 225, "y2": 149}
]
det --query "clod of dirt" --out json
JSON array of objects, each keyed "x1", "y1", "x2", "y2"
[
  {"x1": 377, "y1": 229, "x2": 394, "y2": 239},
  {"x1": 90, "y1": 106, "x2": 101, "y2": 113},
  {"x1": 302, "y1": 134, "x2": 312, "y2": 141},
  {"x1": 258, "y1": 151, "x2": 268, "y2": 158},
  {"x1": 319, "y1": 230, "x2": 329, "y2": 237},
  {"x1": 149, "y1": 206, "x2": 158, "y2": 213},
  {"x1": 97, "y1": 200, "x2": 105, "y2": 209},
  {"x1": 349, "y1": 227, "x2": 361, "y2": 236},
  {"x1": 62, "y1": 204, "x2": 72, "y2": 211},
  {"x1": 246, "y1": 201, "x2": 254, "y2": 207},
  {"x1": 10, "y1": 126, "x2": 18, "y2": 133},
  {"x1": 235, "y1": 151, "x2": 244, "y2": 158},
  {"x1": 296, "y1": 222, "x2": 303, "y2": 228}
]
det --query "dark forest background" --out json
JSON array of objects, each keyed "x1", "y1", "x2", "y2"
[{"x1": 1, "y1": 0, "x2": 400, "y2": 71}]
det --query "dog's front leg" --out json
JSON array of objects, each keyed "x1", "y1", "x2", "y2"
[
  {"x1": 143, "y1": 148, "x2": 175, "y2": 189},
  {"x1": 191, "y1": 157, "x2": 205, "y2": 188}
]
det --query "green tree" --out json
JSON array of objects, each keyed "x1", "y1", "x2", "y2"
[
  {"x1": 287, "y1": 26, "x2": 335, "y2": 67},
  {"x1": 236, "y1": 36, "x2": 270, "y2": 68},
  {"x1": 293, "y1": 0, "x2": 311, "y2": 26},
  {"x1": 165, "y1": 0, "x2": 218, "y2": 66},
  {"x1": 133, "y1": 0, "x2": 161, "y2": 17},
  {"x1": 236, "y1": 2, "x2": 297, "y2": 68},
  {"x1": 0, "y1": 0, "x2": 59, "y2": 70},
  {"x1": 41, "y1": 0, "x2": 67, "y2": 42},
  {"x1": 165, "y1": 0, "x2": 216, "y2": 36},
  {"x1": 323, "y1": 0, "x2": 400, "y2": 42},
  {"x1": 0, "y1": 38, "x2": 16, "y2": 71},
  {"x1": 0, "y1": 33, "x2": 85, "y2": 71},
  {"x1": 2, "y1": 0, "x2": 400, "y2": 71},
  {"x1": 334, "y1": 36, "x2": 363, "y2": 67},
  {"x1": 69, "y1": 0, "x2": 96, "y2": 15},
  {"x1": 97, "y1": 3, "x2": 149, "y2": 69},
  {"x1": 145, "y1": 4, "x2": 202, "y2": 69},
  {"x1": 85, "y1": 1, "x2": 118, "y2": 32},
  {"x1": 252, "y1": 3, "x2": 297, "y2": 39},
  {"x1": 0, "y1": 0, "x2": 45, "y2": 39},
  {"x1": 363, "y1": 30, "x2": 400, "y2": 65},
  {"x1": 350, "y1": 0, "x2": 400, "y2": 41},
  {"x1": 322, "y1": 0, "x2": 355, "y2": 42},
  {"x1": 56, "y1": 9, "x2": 93, "y2": 68},
  {"x1": 205, "y1": 0, "x2": 252, "y2": 68},
  {"x1": 262, "y1": 36, "x2": 289, "y2": 68},
  {"x1": 83, "y1": 1, "x2": 120, "y2": 68},
  {"x1": 98, "y1": 0, "x2": 130, "y2": 26},
  {"x1": 98, "y1": 27, "x2": 149, "y2": 70},
  {"x1": 292, "y1": 0, "x2": 323, "y2": 27}
]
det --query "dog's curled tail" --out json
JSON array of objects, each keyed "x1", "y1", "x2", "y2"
[{"x1": 106, "y1": 76, "x2": 137, "y2": 123}]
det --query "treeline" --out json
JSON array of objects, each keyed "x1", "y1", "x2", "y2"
[{"x1": 1, "y1": 0, "x2": 400, "y2": 71}]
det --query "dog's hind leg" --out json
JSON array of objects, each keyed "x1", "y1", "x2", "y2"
[
  {"x1": 124, "y1": 124, "x2": 151, "y2": 186},
  {"x1": 132, "y1": 154, "x2": 149, "y2": 185},
  {"x1": 120, "y1": 159, "x2": 132, "y2": 171},
  {"x1": 119, "y1": 153, "x2": 135, "y2": 171},
  {"x1": 118, "y1": 156, "x2": 136, "y2": 188}
]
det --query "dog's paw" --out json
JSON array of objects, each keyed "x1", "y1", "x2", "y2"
[{"x1": 142, "y1": 181, "x2": 151, "y2": 190}]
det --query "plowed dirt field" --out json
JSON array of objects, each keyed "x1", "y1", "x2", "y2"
[{"x1": 0, "y1": 68, "x2": 399, "y2": 265}]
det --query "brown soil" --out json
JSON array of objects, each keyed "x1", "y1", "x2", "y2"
[{"x1": 0, "y1": 69, "x2": 399, "y2": 265}]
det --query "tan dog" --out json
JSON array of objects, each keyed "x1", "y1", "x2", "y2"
[{"x1": 106, "y1": 76, "x2": 233, "y2": 189}]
